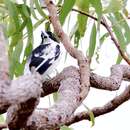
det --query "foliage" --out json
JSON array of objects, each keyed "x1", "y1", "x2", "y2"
[
  {"x1": 0, "y1": 0, "x2": 129, "y2": 79},
  {"x1": 0, "y1": 115, "x2": 4, "y2": 123}
]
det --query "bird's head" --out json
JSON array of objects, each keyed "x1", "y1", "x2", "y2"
[
  {"x1": 41, "y1": 31, "x2": 59, "y2": 44},
  {"x1": 41, "y1": 31, "x2": 48, "y2": 44}
]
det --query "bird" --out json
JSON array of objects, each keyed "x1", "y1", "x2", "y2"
[{"x1": 24, "y1": 31, "x2": 62, "y2": 80}]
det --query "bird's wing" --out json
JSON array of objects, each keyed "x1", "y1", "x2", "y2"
[{"x1": 35, "y1": 43, "x2": 61, "y2": 71}]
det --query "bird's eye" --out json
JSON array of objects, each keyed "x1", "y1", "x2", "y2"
[{"x1": 44, "y1": 36, "x2": 47, "y2": 39}]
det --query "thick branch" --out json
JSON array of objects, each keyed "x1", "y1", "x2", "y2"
[
  {"x1": 41, "y1": 65, "x2": 130, "y2": 97},
  {"x1": 0, "y1": 64, "x2": 129, "y2": 129},
  {"x1": 44, "y1": 0, "x2": 90, "y2": 100},
  {"x1": 1, "y1": 65, "x2": 130, "y2": 114},
  {"x1": 66, "y1": 84, "x2": 130, "y2": 125},
  {"x1": 5, "y1": 73, "x2": 42, "y2": 130},
  {"x1": 6, "y1": 65, "x2": 130, "y2": 130},
  {"x1": 0, "y1": 25, "x2": 11, "y2": 114},
  {"x1": 90, "y1": 64, "x2": 130, "y2": 90},
  {"x1": 21, "y1": 66, "x2": 82, "y2": 130}
]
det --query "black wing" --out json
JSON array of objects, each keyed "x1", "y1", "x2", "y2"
[{"x1": 28, "y1": 44, "x2": 61, "y2": 75}]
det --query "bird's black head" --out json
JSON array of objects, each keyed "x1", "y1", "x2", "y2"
[
  {"x1": 46, "y1": 31, "x2": 59, "y2": 43},
  {"x1": 41, "y1": 31, "x2": 59, "y2": 44}
]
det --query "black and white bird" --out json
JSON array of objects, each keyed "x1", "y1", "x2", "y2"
[{"x1": 24, "y1": 31, "x2": 62, "y2": 79}]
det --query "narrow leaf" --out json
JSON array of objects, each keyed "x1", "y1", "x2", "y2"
[
  {"x1": 90, "y1": 0, "x2": 102, "y2": 30},
  {"x1": 34, "y1": 0, "x2": 48, "y2": 19},
  {"x1": 53, "y1": 92, "x2": 58, "y2": 102},
  {"x1": 82, "y1": 104, "x2": 95, "y2": 127},
  {"x1": 0, "y1": 115, "x2": 4, "y2": 123},
  {"x1": 116, "y1": 54, "x2": 122, "y2": 64},
  {"x1": 108, "y1": 14, "x2": 126, "y2": 50},
  {"x1": 60, "y1": 126, "x2": 73, "y2": 130},
  {"x1": 100, "y1": 32, "x2": 109, "y2": 45},
  {"x1": 24, "y1": 18, "x2": 33, "y2": 59},
  {"x1": 88, "y1": 22, "x2": 97, "y2": 58},
  {"x1": 59, "y1": 0, "x2": 76, "y2": 25},
  {"x1": 34, "y1": 18, "x2": 45, "y2": 30},
  {"x1": 30, "y1": 0, "x2": 39, "y2": 20},
  {"x1": 90, "y1": 0, "x2": 102, "y2": 19},
  {"x1": 4, "y1": 0, "x2": 20, "y2": 30},
  {"x1": 114, "y1": 12, "x2": 130, "y2": 44},
  {"x1": 76, "y1": 0, "x2": 89, "y2": 37},
  {"x1": 103, "y1": 0, "x2": 124, "y2": 13}
]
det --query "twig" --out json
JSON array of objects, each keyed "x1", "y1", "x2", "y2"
[
  {"x1": 71, "y1": 8, "x2": 106, "y2": 27},
  {"x1": 68, "y1": 8, "x2": 130, "y2": 65},
  {"x1": 102, "y1": 17, "x2": 130, "y2": 65},
  {"x1": 44, "y1": 0, "x2": 90, "y2": 100},
  {"x1": 66, "y1": 84, "x2": 130, "y2": 125}
]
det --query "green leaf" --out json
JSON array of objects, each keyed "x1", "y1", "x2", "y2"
[
  {"x1": 108, "y1": 14, "x2": 128, "y2": 64},
  {"x1": 0, "y1": 115, "x2": 4, "y2": 123},
  {"x1": 76, "y1": 0, "x2": 89, "y2": 37},
  {"x1": 59, "y1": 0, "x2": 76, "y2": 25},
  {"x1": 34, "y1": 0, "x2": 48, "y2": 19},
  {"x1": 88, "y1": 22, "x2": 97, "y2": 58},
  {"x1": 103, "y1": 0, "x2": 124, "y2": 13},
  {"x1": 9, "y1": 33, "x2": 21, "y2": 51},
  {"x1": 77, "y1": 15, "x2": 87, "y2": 37},
  {"x1": 0, "y1": 0, "x2": 4, "y2": 3},
  {"x1": 90, "y1": 0, "x2": 102, "y2": 31},
  {"x1": 114, "y1": 12, "x2": 130, "y2": 44},
  {"x1": 7, "y1": 18, "x2": 16, "y2": 36},
  {"x1": 4, "y1": 0, "x2": 20, "y2": 30},
  {"x1": 60, "y1": 126, "x2": 73, "y2": 130},
  {"x1": 82, "y1": 104, "x2": 95, "y2": 127},
  {"x1": 30, "y1": 0, "x2": 39, "y2": 20},
  {"x1": 74, "y1": 30, "x2": 80, "y2": 48},
  {"x1": 108, "y1": 14, "x2": 126, "y2": 50},
  {"x1": 45, "y1": 21, "x2": 50, "y2": 31},
  {"x1": 53, "y1": 92, "x2": 58, "y2": 102},
  {"x1": 15, "y1": 62, "x2": 24, "y2": 76},
  {"x1": 69, "y1": 22, "x2": 78, "y2": 39},
  {"x1": 21, "y1": 4, "x2": 30, "y2": 18},
  {"x1": 34, "y1": 18, "x2": 45, "y2": 30},
  {"x1": 116, "y1": 54, "x2": 122, "y2": 64},
  {"x1": 100, "y1": 32, "x2": 109, "y2": 45},
  {"x1": 57, "y1": 0, "x2": 63, "y2": 5},
  {"x1": 9, "y1": 33, "x2": 23, "y2": 78},
  {"x1": 24, "y1": 18, "x2": 33, "y2": 59},
  {"x1": 90, "y1": 0, "x2": 102, "y2": 19}
]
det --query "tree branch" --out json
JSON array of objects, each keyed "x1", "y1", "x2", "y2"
[
  {"x1": 5, "y1": 73, "x2": 42, "y2": 130},
  {"x1": 44, "y1": 0, "x2": 90, "y2": 100},
  {"x1": 12, "y1": 66, "x2": 82, "y2": 130},
  {"x1": 69, "y1": 8, "x2": 130, "y2": 65},
  {"x1": 66, "y1": 84, "x2": 130, "y2": 125},
  {"x1": 0, "y1": 25, "x2": 11, "y2": 114},
  {"x1": 102, "y1": 17, "x2": 130, "y2": 65},
  {"x1": 41, "y1": 64, "x2": 130, "y2": 98},
  {"x1": 0, "y1": 64, "x2": 129, "y2": 129}
]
